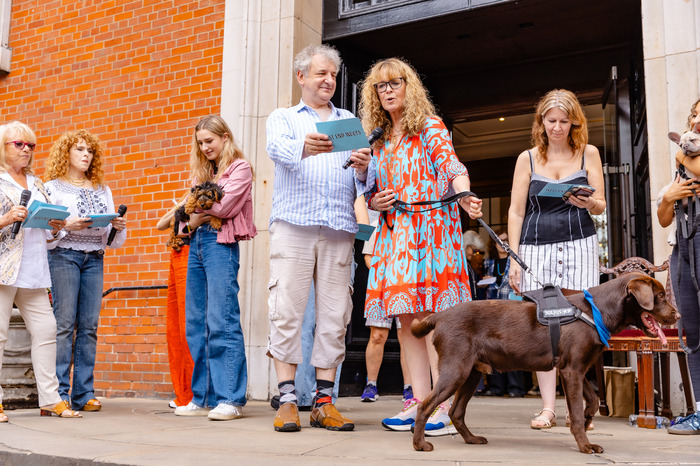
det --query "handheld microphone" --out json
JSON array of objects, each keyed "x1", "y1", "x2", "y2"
[
  {"x1": 342, "y1": 127, "x2": 384, "y2": 169},
  {"x1": 107, "y1": 204, "x2": 127, "y2": 246},
  {"x1": 11, "y1": 189, "x2": 31, "y2": 239}
]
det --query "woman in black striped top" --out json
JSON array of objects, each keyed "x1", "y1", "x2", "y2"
[{"x1": 507, "y1": 89, "x2": 606, "y2": 430}]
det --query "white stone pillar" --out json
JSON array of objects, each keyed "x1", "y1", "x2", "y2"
[
  {"x1": 642, "y1": 0, "x2": 700, "y2": 414},
  {"x1": 221, "y1": 0, "x2": 322, "y2": 400}
]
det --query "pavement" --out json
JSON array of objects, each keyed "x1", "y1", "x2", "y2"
[{"x1": 0, "y1": 395, "x2": 698, "y2": 465}]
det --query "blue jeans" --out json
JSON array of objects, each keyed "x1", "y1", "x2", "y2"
[
  {"x1": 186, "y1": 226, "x2": 247, "y2": 407},
  {"x1": 296, "y1": 283, "x2": 341, "y2": 406},
  {"x1": 48, "y1": 247, "x2": 104, "y2": 409}
]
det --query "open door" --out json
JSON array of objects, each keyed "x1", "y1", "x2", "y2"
[{"x1": 601, "y1": 66, "x2": 632, "y2": 267}]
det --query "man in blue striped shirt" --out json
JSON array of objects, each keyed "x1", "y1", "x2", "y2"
[{"x1": 266, "y1": 44, "x2": 371, "y2": 433}]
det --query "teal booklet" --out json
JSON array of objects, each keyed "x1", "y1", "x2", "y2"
[
  {"x1": 316, "y1": 117, "x2": 369, "y2": 153},
  {"x1": 356, "y1": 223, "x2": 375, "y2": 242},
  {"x1": 87, "y1": 213, "x2": 119, "y2": 228},
  {"x1": 23, "y1": 200, "x2": 70, "y2": 229}
]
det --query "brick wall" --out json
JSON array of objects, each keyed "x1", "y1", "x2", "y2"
[{"x1": 0, "y1": 0, "x2": 226, "y2": 399}]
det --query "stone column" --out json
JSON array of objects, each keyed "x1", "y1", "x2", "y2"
[
  {"x1": 220, "y1": 0, "x2": 322, "y2": 400},
  {"x1": 0, "y1": 309, "x2": 38, "y2": 408},
  {"x1": 642, "y1": 0, "x2": 700, "y2": 414}
]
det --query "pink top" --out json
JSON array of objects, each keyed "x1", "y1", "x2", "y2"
[{"x1": 183, "y1": 158, "x2": 257, "y2": 244}]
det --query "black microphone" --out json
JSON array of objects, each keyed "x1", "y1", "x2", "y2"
[
  {"x1": 342, "y1": 127, "x2": 384, "y2": 169},
  {"x1": 107, "y1": 204, "x2": 127, "y2": 246},
  {"x1": 11, "y1": 189, "x2": 31, "y2": 239}
]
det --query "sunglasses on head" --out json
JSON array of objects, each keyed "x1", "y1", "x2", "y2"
[{"x1": 6, "y1": 141, "x2": 36, "y2": 151}]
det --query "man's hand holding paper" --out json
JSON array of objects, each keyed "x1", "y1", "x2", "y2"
[{"x1": 303, "y1": 132, "x2": 334, "y2": 157}]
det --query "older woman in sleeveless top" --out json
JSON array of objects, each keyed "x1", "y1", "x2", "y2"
[{"x1": 508, "y1": 89, "x2": 606, "y2": 429}]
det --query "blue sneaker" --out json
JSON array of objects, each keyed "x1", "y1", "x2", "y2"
[
  {"x1": 668, "y1": 412, "x2": 700, "y2": 435},
  {"x1": 382, "y1": 398, "x2": 420, "y2": 431},
  {"x1": 424, "y1": 402, "x2": 457, "y2": 437},
  {"x1": 360, "y1": 383, "x2": 378, "y2": 402},
  {"x1": 402, "y1": 385, "x2": 413, "y2": 402}
]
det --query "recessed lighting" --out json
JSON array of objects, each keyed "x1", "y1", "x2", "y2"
[{"x1": 499, "y1": 117, "x2": 505, "y2": 121}]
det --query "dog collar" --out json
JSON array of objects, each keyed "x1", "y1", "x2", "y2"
[{"x1": 583, "y1": 289, "x2": 610, "y2": 348}]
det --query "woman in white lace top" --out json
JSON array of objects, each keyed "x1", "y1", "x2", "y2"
[{"x1": 44, "y1": 129, "x2": 127, "y2": 412}]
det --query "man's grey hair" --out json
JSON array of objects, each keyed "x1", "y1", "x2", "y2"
[{"x1": 293, "y1": 44, "x2": 342, "y2": 76}]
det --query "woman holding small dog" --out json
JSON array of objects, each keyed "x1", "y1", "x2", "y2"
[
  {"x1": 508, "y1": 89, "x2": 606, "y2": 429},
  {"x1": 657, "y1": 98, "x2": 700, "y2": 434},
  {"x1": 44, "y1": 129, "x2": 127, "y2": 412},
  {"x1": 359, "y1": 57, "x2": 483, "y2": 436},
  {"x1": 173, "y1": 115, "x2": 256, "y2": 421}
]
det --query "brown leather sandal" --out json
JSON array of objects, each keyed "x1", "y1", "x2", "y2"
[
  {"x1": 82, "y1": 399, "x2": 102, "y2": 411},
  {"x1": 40, "y1": 400, "x2": 82, "y2": 418},
  {"x1": 0, "y1": 404, "x2": 8, "y2": 422}
]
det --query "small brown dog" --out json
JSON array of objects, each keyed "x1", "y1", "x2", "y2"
[
  {"x1": 410, "y1": 273, "x2": 679, "y2": 454},
  {"x1": 184, "y1": 181, "x2": 224, "y2": 230}
]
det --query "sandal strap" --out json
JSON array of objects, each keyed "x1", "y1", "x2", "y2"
[{"x1": 538, "y1": 408, "x2": 556, "y2": 418}]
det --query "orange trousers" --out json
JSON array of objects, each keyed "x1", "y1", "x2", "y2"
[{"x1": 166, "y1": 245, "x2": 194, "y2": 406}]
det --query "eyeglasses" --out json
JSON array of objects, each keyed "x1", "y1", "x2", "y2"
[
  {"x1": 374, "y1": 77, "x2": 404, "y2": 94},
  {"x1": 6, "y1": 141, "x2": 36, "y2": 151}
]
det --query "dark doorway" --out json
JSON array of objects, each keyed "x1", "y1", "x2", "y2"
[{"x1": 325, "y1": 0, "x2": 644, "y2": 396}]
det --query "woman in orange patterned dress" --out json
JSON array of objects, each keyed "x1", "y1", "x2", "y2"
[{"x1": 359, "y1": 58, "x2": 482, "y2": 435}]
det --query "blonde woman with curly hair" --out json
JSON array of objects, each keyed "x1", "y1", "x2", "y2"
[
  {"x1": 44, "y1": 129, "x2": 126, "y2": 412},
  {"x1": 508, "y1": 89, "x2": 605, "y2": 429},
  {"x1": 173, "y1": 115, "x2": 256, "y2": 421},
  {"x1": 359, "y1": 57, "x2": 483, "y2": 435}
]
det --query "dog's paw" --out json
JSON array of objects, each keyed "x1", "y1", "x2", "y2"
[
  {"x1": 578, "y1": 442, "x2": 604, "y2": 454},
  {"x1": 466, "y1": 435, "x2": 488, "y2": 445},
  {"x1": 209, "y1": 217, "x2": 223, "y2": 230},
  {"x1": 413, "y1": 440, "x2": 434, "y2": 452}
]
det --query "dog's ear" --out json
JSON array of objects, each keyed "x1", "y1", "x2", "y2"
[
  {"x1": 627, "y1": 277, "x2": 655, "y2": 310},
  {"x1": 669, "y1": 132, "x2": 681, "y2": 145}
]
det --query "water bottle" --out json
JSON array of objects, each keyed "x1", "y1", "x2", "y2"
[
  {"x1": 656, "y1": 416, "x2": 671, "y2": 428},
  {"x1": 628, "y1": 414, "x2": 671, "y2": 428}
]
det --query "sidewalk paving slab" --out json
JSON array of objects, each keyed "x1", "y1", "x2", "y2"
[{"x1": 0, "y1": 396, "x2": 698, "y2": 465}]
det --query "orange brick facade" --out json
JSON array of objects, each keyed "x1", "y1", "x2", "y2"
[{"x1": 1, "y1": 0, "x2": 227, "y2": 399}]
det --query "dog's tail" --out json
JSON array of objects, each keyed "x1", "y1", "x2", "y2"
[{"x1": 411, "y1": 313, "x2": 439, "y2": 338}]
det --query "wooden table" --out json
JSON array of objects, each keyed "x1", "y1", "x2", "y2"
[{"x1": 603, "y1": 331, "x2": 693, "y2": 428}]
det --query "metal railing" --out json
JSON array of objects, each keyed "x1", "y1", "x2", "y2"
[{"x1": 102, "y1": 285, "x2": 167, "y2": 298}]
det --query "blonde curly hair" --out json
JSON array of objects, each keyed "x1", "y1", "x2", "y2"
[
  {"x1": 531, "y1": 89, "x2": 588, "y2": 164},
  {"x1": 358, "y1": 57, "x2": 437, "y2": 146},
  {"x1": 45, "y1": 129, "x2": 105, "y2": 186},
  {"x1": 189, "y1": 115, "x2": 251, "y2": 184}
]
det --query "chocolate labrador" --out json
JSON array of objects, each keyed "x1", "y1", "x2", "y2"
[{"x1": 411, "y1": 273, "x2": 679, "y2": 454}]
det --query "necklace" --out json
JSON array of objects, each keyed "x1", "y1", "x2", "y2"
[
  {"x1": 65, "y1": 176, "x2": 87, "y2": 186},
  {"x1": 496, "y1": 258, "x2": 507, "y2": 276}
]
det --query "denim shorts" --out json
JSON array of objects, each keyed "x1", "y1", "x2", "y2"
[{"x1": 365, "y1": 315, "x2": 401, "y2": 329}]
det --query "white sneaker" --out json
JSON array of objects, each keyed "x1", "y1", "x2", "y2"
[
  {"x1": 174, "y1": 402, "x2": 209, "y2": 417},
  {"x1": 168, "y1": 400, "x2": 177, "y2": 409},
  {"x1": 208, "y1": 403, "x2": 242, "y2": 421}
]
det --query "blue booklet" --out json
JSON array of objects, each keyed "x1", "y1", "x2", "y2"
[
  {"x1": 356, "y1": 223, "x2": 375, "y2": 242},
  {"x1": 23, "y1": 200, "x2": 70, "y2": 229},
  {"x1": 87, "y1": 213, "x2": 119, "y2": 228},
  {"x1": 316, "y1": 117, "x2": 370, "y2": 153}
]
